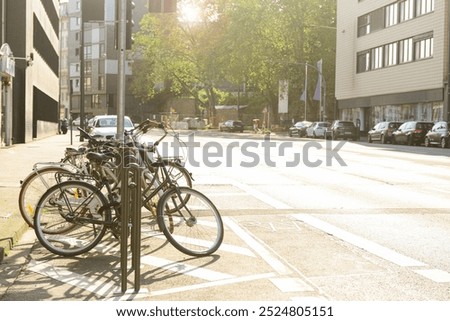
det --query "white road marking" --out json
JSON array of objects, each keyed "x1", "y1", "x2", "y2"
[
  {"x1": 149, "y1": 272, "x2": 277, "y2": 297},
  {"x1": 27, "y1": 259, "x2": 120, "y2": 297},
  {"x1": 229, "y1": 180, "x2": 293, "y2": 210},
  {"x1": 414, "y1": 269, "x2": 450, "y2": 283},
  {"x1": 105, "y1": 272, "x2": 277, "y2": 300},
  {"x1": 150, "y1": 234, "x2": 256, "y2": 257},
  {"x1": 223, "y1": 216, "x2": 291, "y2": 275},
  {"x1": 141, "y1": 255, "x2": 234, "y2": 281},
  {"x1": 292, "y1": 214, "x2": 426, "y2": 267},
  {"x1": 269, "y1": 277, "x2": 315, "y2": 292}
]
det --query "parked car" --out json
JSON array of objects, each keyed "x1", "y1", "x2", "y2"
[
  {"x1": 306, "y1": 122, "x2": 330, "y2": 138},
  {"x1": 392, "y1": 121, "x2": 434, "y2": 146},
  {"x1": 72, "y1": 117, "x2": 81, "y2": 127},
  {"x1": 368, "y1": 121, "x2": 403, "y2": 144},
  {"x1": 424, "y1": 121, "x2": 450, "y2": 148},
  {"x1": 87, "y1": 115, "x2": 134, "y2": 140},
  {"x1": 329, "y1": 120, "x2": 358, "y2": 140},
  {"x1": 219, "y1": 120, "x2": 244, "y2": 133},
  {"x1": 288, "y1": 121, "x2": 312, "y2": 137}
]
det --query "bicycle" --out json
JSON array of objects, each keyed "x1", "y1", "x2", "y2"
[
  {"x1": 33, "y1": 120, "x2": 223, "y2": 257},
  {"x1": 19, "y1": 121, "x2": 192, "y2": 229}
]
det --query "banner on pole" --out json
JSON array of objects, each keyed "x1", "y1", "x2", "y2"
[{"x1": 278, "y1": 80, "x2": 289, "y2": 113}]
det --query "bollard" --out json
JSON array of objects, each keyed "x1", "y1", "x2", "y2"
[{"x1": 0, "y1": 247, "x2": 4, "y2": 263}]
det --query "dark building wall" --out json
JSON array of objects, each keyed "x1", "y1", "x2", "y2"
[
  {"x1": 6, "y1": 0, "x2": 27, "y2": 143},
  {"x1": 1, "y1": 0, "x2": 60, "y2": 142}
]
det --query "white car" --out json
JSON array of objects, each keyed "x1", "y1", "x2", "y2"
[
  {"x1": 87, "y1": 115, "x2": 134, "y2": 140},
  {"x1": 306, "y1": 122, "x2": 330, "y2": 138}
]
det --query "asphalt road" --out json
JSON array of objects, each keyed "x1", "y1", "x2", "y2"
[{"x1": 1, "y1": 131, "x2": 450, "y2": 306}]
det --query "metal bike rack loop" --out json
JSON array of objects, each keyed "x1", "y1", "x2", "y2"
[{"x1": 119, "y1": 147, "x2": 144, "y2": 294}]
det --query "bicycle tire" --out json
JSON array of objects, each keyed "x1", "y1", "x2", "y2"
[
  {"x1": 164, "y1": 162, "x2": 193, "y2": 189},
  {"x1": 18, "y1": 166, "x2": 73, "y2": 228},
  {"x1": 157, "y1": 187, "x2": 223, "y2": 256},
  {"x1": 34, "y1": 180, "x2": 110, "y2": 257}
]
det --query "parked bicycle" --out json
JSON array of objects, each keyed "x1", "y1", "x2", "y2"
[
  {"x1": 33, "y1": 120, "x2": 223, "y2": 257},
  {"x1": 18, "y1": 120, "x2": 192, "y2": 229}
]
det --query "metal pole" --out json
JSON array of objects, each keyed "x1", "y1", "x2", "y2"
[
  {"x1": 79, "y1": 18, "x2": 85, "y2": 141},
  {"x1": 304, "y1": 64, "x2": 308, "y2": 120},
  {"x1": 120, "y1": 162, "x2": 129, "y2": 293},
  {"x1": 116, "y1": 0, "x2": 126, "y2": 141},
  {"x1": 130, "y1": 163, "x2": 142, "y2": 292}
]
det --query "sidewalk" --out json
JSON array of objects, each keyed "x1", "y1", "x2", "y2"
[{"x1": 0, "y1": 131, "x2": 78, "y2": 260}]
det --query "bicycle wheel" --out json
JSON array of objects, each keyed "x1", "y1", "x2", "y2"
[
  {"x1": 18, "y1": 166, "x2": 73, "y2": 228},
  {"x1": 157, "y1": 187, "x2": 224, "y2": 256},
  {"x1": 165, "y1": 162, "x2": 192, "y2": 189},
  {"x1": 34, "y1": 180, "x2": 110, "y2": 257}
]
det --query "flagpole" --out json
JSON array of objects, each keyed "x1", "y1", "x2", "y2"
[
  {"x1": 318, "y1": 60, "x2": 322, "y2": 121},
  {"x1": 304, "y1": 64, "x2": 308, "y2": 120}
]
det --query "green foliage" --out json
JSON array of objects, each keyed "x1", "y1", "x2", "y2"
[{"x1": 131, "y1": 0, "x2": 336, "y2": 123}]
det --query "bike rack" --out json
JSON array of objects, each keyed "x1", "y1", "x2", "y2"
[{"x1": 119, "y1": 147, "x2": 144, "y2": 294}]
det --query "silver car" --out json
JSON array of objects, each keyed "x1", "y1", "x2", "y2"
[
  {"x1": 87, "y1": 115, "x2": 134, "y2": 140},
  {"x1": 306, "y1": 122, "x2": 330, "y2": 138}
]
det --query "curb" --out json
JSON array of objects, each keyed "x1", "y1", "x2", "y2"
[{"x1": 0, "y1": 133, "x2": 74, "y2": 258}]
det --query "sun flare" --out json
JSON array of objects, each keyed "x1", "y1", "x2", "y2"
[{"x1": 179, "y1": 1, "x2": 202, "y2": 23}]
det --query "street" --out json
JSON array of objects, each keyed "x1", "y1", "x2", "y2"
[{"x1": 1, "y1": 131, "x2": 450, "y2": 302}]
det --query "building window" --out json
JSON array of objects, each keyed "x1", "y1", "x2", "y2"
[
  {"x1": 399, "y1": 0, "x2": 414, "y2": 22},
  {"x1": 357, "y1": 8, "x2": 384, "y2": 37},
  {"x1": 99, "y1": 43, "x2": 105, "y2": 57},
  {"x1": 357, "y1": 51, "x2": 370, "y2": 73},
  {"x1": 384, "y1": 42, "x2": 398, "y2": 67},
  {"x1": 75, "y1": 48, "x2": 80, "y2": 56},
  {"x1": 399, "y1": 38, "x2": 413, "y2": 63},
  {"x1": 98, "y1": 76, "x2": 105, "y2": 91},
  {"x1": 85, "y1": 61, "x2": 92, "y2": 74},
  {"x1": 84, "y1": 45, "x2": 92, "y2": 59},
  {"x1": 385, "y1": 3, "x2": 398, "y2": 27},
  {"x1": 358, "y1": 14, "x2": 370, "y2": 37},
  {"x1": 416, "y1": 0, "x2": 434, "y2": 16},
  {"x1": 85, "y1": 77, "x2": 92, "y2": 91},
  {"x1": 92, "y1": 94, "x2": 100, "y2": 108},
  {"x1": 371, "y1": 46, "x2": 384, "y2": 70},
  {"x1": 414, "y1": 34, "x2": 433, "y2": 60}
]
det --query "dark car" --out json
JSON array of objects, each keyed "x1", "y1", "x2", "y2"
[
  {"x1": 288, "y1": 121, "x2": 312, "y2": 137},
  {"x1": 424, "y1": 121, "x2": 450, "y2": 148},
  {"x1": 329, "y1": 120, "x2": 358, "y2": 140},
  {"x1": 392, "y1": 121, "x2": 434, "y2": 146},
  {"x1": 368, "y1": 121, "x2": 403, "y2": 144},
  {"x1": 219, "y1": 120, "x2": 244, "y2": 133}
]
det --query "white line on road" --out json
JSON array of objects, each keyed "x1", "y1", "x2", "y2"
[
  {"x1": 105, "y1": 272, "x2": 277, "y2": 300},
  {"x1": 223, "y1": 217, "x2": 291, "y2": 275},
  {"x1": 414, "y1": 269, "x2": 450, "y2": 283},
  {"x1": 27, "y1": 259, "x2": 120, "y2": 297},
  {"x1": 292, "y1": 214, "x2": 426, "y2": 268},
  {"x1": 141, "y1": 255, "x2": 234, "y2": 281},
  {"x1": 229, "y1": 180, "x2": 293, "y2": 210}
]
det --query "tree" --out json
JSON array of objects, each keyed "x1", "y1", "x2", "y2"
[{"x1": 131, "y1": 0, "x2": 336, "y2": 125}]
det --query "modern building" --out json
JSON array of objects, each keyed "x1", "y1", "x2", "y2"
[
  {"x1": 335, "y1": 0, "x2": 446, "y2": 133},
  {"x1": 0, "y1": 0, "x2": 60, "y2": 146},
  {"x1": 62, "y1": 0, "x2": 150, "y2": 125}
]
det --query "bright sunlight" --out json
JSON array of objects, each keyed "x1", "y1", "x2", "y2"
[{"x1": 179, "y1": 0, "x2": 202, "y2": 23}]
